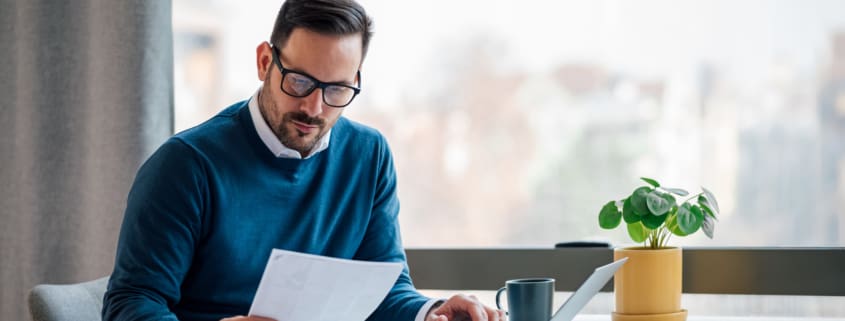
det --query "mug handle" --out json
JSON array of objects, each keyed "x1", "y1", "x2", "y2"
[{"x1": 495, "y1": 286, "x2": 507, "y2": 311}]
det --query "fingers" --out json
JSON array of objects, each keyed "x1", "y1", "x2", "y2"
[
  {"x1": 439, "y1": 294, "x2": 505, "y2": 321},
  {"x1": 468, "y1": 302, "x2": 489, "y2": 321},
  {"x1": 426, "y1": 308, "x2": 450, "y2": 321},
  {"x1": 482, "y1": 303, "x2": 502, "y2": 321},
  {"x1": 427, "y1": 313, "x2": 448, "y2": 321}
]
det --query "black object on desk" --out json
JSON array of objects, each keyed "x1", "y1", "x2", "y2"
[{"x1": 555, "y1": 241, "x2": 611, "y2": 248}]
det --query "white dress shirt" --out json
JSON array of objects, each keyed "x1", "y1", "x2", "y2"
[{"x1": 248, "y1": 87, "x2": 331, "y2": 159}]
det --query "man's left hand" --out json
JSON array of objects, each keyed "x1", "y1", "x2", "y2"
[{"x1": 426, "y1": 294, "x2": 506, "y2": 321}]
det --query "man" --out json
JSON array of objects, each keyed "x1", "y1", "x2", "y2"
[{"x1": 102, "y1": 1, "x2": 505, "y2": 321}]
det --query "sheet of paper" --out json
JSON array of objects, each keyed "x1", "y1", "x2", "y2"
[{"x1": 248, "y1": 249, "x2": 404, "y2": 321}]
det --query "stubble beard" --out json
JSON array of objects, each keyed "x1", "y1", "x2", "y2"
[
  {"x1": 278, "y1": 112, "x2": 325, "y2": 155},
  {"x1": 258, "y1": 85, "x2": 326, "y2": 156}
]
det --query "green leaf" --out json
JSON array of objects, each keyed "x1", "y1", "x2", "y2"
[
  {"x1": 699, "y1": 200, "x2": 718, "y2": 220},
  {"x1": 599, "y1": 201, "x2": 622, "y2": 229},
  {"x1": 646, "y1": 191, "x2": 669, "y2": 215},
  {"x1": 663, "y1": 193, "x2": 677, "y2": 208},
  {"x1": 698, "y1": 195, "x2": 710, "y2": 210},
  {"x1": 678, "y1": 204, "x2": 704, "y2": 234},
  {"x1": 668, "y1": 215, "x2": 688, "y2": 237},
  {"x1": 702, "y1": 187, "x2": 720, "y2": 214},
  {"x1": 646, "y1": 191, "x2": 675, "y2": 216},
  {"x1": 641, "y1": 212, "x2": 668, "y2": 229},
  {"x1": 702, "y1": 215, "x2": 716, "y2": 239},
  {"x1": 640, "y1": 177, "x2": 660, "y2": 188},
  {"x1": 663, "y1": 187, "x2": 689, "y2": 196},
  {"x1": 629, "y1": 186, "x2": 653, "y2": 216},
  {"x1": 622, "y1": 198, "x2": 641, "y2": 223},
  {"x1": 691, "y1": 204, "x2": 704, "y2": 219},
  {"x1": 627, "y1": 222, "x2": 649, "y2": 243}
]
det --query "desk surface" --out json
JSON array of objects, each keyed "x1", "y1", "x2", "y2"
[{"x1": 574, "y1": 316, "x2": 845, "y2": 321}]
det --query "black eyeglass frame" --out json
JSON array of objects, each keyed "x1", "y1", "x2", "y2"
[{"x1": 270, "y1": 45, "x2": 362, "y2": 108}]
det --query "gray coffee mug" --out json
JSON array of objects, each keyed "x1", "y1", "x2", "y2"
[{"x1": 495, "y1": 278, "x2": 554, "y2": 321}]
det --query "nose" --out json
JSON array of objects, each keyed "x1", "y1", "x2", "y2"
[{"x1": 299, "y1": 88, "x2": 323, "y2": 117}]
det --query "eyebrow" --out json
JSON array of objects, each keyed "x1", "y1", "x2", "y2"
[
  {"x1": 290, "y1": 67, "x2": 355, "y2": 86},
  {"x1": 272, "y1": 45, "x2": 359, "y2": 86},
  {"x1": 278, "y1": 57, "x2": 357, "y2": 86}
]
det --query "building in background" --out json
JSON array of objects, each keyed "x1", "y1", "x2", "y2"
[{"x1": 172, "y1": 0, "x2": 845, "y2": 249}]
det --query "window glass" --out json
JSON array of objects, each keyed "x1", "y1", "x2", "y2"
[{"x1": 174, "y1": 0, "x2": 845, "y2": 247}]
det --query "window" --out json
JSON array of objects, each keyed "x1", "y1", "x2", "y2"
[
  {"x1": 173, "y1": 1, "x2": 845, "y2": 247},
  {"x1": 173, "y1": 1, "x2": 845, "y2": 318}
]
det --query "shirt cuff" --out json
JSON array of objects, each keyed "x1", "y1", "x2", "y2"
[{"x1": 414, "y1": 298, "x2": 445, "y2": 321}]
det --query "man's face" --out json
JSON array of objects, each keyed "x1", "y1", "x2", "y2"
[{"x1": 256, "y1": 28, "x2": 363, "y2": 157}]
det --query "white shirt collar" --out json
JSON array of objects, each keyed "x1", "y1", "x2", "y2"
[{"x1": 248, "y1": 87, "x2": 331, "y2": 159}]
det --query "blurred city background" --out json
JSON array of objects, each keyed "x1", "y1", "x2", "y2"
[
  {"x1": 174, "y1": 0, "x2": 845, "y2": 249},
  {"x1": 172, "y1": 0, "x2": 845, "y2": 317}
]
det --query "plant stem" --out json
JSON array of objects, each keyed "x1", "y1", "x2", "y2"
[
  {"x1": 681, "y1": 192, "x2": 704, "y2": 204},
  {"x1": 664, "y1": 231, "x2": 672, "y2": 247},
  {"x1": 651, "y1": 229, "x2": 657, "y2": 248},
  {"x1": 647, "y1": 228, "x2": 663, "y2": 249},
  {"x1": 653, "y1": 229, "x2": 660, "y2": 249},
  {"x1": 658, "y1": 227, "x2": 665, "y2": 248}
]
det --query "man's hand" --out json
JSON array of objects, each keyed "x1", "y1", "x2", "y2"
[
  {"x1": 220, "y1": 315, "x2": 276, "y2": 321},
  {"x1": 426, "y1": 294, "x2": 506, "y2": 321}
]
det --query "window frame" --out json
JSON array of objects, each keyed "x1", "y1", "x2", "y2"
[{"x1": 406, "y1": 247, "x2": 845, "y2": 296}]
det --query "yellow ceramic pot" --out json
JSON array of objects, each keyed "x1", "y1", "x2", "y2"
[{"x1": 612, "y1": 247, "x2": 687, "y2": 321}]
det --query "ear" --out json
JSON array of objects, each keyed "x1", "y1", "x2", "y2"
[{"x1": 256, "y1": 41, "x2": 273, "y2": 81}]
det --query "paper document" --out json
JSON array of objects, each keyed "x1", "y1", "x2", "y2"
[{"x1": 249, "y1": 249, "x2": 404, "y2": 321}]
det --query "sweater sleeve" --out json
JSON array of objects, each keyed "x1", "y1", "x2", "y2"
[
  {"x1": 354, "y1": 139, "x2": 430, "y2": 321},
  {"x1": 102, "y1": 138, "x2": 207, "y2": 321}
]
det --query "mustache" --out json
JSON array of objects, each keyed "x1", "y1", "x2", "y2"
[{"x1": 284, "y1": 112, "x2": 325, "y2": 126}]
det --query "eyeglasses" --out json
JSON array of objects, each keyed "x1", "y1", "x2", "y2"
[{"x1": 270, "y1": 45, "x2": 361, "y2": 108}]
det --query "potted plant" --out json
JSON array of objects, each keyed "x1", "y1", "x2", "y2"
[{"x1": 598, "y1": 177, "x2": 720, "y2": 321}]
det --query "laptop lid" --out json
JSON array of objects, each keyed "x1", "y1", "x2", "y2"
[{"x1": 549, "y1": 257, "x2": 628, "y2": 321}]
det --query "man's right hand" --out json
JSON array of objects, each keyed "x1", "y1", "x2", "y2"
[
  {"x1": 426, "y1": 294, "x2": 506, "y2": 321},
  {"x1": 221, "y1": 315, "x2": 276, "y2": 321}
]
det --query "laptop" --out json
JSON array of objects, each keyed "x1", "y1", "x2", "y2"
[{"x1": 549, "y1": 257, "x2": 628, "y2": 321}]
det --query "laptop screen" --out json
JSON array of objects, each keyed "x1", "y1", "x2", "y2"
[{"x1": 550, "y1": 257, "x2": 628, "y2": 321}]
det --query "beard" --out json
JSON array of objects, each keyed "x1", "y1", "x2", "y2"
[
  {"x1": 258, "y1": 74, "x2": 328, "y2": 157},
  {"x1": 275, "y1": 111, "x2": 327, "y2": 155}
]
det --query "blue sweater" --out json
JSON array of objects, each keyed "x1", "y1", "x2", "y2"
[{"x1": 103, "y1": 101, "x2": 428, "y2": 321}]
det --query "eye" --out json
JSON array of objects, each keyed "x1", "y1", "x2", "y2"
[
  {"x1": 325, "y1": 86, "x2": 349, "y2": 96},
  {"x1": 284, "y1": 73, "x2": 315, "y2": 95}
]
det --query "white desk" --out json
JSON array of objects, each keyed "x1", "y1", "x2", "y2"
[{"x1": 574, "y1": 316, "x2": 845, "y2": 321}]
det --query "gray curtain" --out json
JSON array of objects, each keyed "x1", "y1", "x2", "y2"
[{"x1": 0, "y1": 1, "x2": 173, "y2": 319}]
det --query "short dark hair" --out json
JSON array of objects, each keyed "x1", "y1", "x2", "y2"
[{"x1": 270, "y1": 0, "x2": 374, "y2": 61}]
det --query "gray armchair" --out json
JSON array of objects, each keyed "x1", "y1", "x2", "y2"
[{"x1": 28, "y1": 277, "x2": 109, "y2": 321}]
